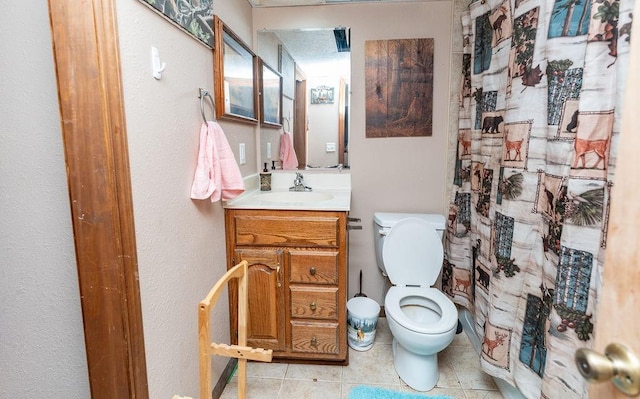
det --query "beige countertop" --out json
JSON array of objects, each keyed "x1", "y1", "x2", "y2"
[{"x1": 224, "y1": 171, "x2": 351, "y2": 211}]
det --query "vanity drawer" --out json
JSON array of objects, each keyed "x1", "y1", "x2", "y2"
[
  {"x1": 290, "y1": 321, "x2": 339, "y2": 354},
  {"x1": 231, "y1": 212, "x2": 339, "y2": 247},
  {"x1": 290, "y1": 286, "x2": 338, "y2": 320},
  {"x1": 289, "y1": 250, "x2": 338, "y2": 284}
]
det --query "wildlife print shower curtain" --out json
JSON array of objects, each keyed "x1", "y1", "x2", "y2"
[{"x1": 444, "y1": 0, "x2": 634, "y2": 396}]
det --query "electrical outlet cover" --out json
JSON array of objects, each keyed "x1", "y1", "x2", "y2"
[{"x1": 239, "y1": 143, "x2": 246, "y2": 164}]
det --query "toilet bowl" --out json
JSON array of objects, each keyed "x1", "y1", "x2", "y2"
[{"x1": 374, "y1": 213, "x2": 458, "y2": 392}]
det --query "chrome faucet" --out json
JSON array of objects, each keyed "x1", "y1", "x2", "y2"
[{"x1": 290, "y1": 172, "x2": 312, "y2": 191}]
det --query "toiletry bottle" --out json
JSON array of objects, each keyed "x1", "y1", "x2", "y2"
[{"x1": 260, "y1": 163, "x2": 272, "y2": 191}]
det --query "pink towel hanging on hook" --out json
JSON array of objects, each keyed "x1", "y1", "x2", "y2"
[
  {"x1": 280, "y1": 131, "x2": 299, "y2": 170},
  {"x1": 190, "y1": 121, "x2": 245, "y2": 202}
]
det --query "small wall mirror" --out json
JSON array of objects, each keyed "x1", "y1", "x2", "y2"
[
  {"x1": 260, "y1": 59, "x2": 283, "y2": 128},
  {"x1": 213, "y1": 16, "x2": 258, "y2": 124},
  {"x1": 257, "y1": 28, "x2": 351, "y2": 169}
]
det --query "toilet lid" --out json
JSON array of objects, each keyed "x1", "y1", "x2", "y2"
[{"x1": 382, "y1": 218, "x2": 444, "y2": 287}]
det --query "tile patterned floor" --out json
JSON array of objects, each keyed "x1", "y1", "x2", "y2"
[{"x1": 220, "y1": 317, "x2": 504, "y2": 399}]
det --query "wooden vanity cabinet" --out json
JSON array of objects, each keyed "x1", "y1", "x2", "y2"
[{"x1": 225, "y1": 209, "x2": 348, "y2": 364}]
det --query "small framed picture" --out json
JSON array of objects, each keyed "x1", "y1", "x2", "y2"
[{"x1": 310, "y1": 85, "x2": 335, "y2": 104}]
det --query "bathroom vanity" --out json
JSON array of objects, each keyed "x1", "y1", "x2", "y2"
[{"x1": 223, "y1": 172, "x2": 351, "y2": 364}]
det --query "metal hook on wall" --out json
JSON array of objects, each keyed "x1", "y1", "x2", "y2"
[{"x1": 198, "y1": 88, "x2": 216, "y2": 123}]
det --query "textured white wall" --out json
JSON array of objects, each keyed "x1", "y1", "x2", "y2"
[
  {"x1": 254, "y1": 2, "x2": 454, "y2": 305},
  {"x1": 0, "y1": 1, "x2": 90, "y2": 398},
  {"x1": 116, "y1": 1, "x2": 254, "y2": 397}
]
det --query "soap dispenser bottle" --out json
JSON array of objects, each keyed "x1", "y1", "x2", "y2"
[{"x1": 260, "y1": 162, "x2": 272, "y2": 191}]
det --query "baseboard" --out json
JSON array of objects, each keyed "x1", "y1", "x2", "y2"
[{"x1": 212, "y1": 358, "x2": 237, "y2": 399}]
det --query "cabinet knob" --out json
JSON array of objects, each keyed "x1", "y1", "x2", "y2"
[
  {"x1": 310, "y1": 302, "x2": 317, "y2": 311},
  {"x1": 309, "y1": 267, "x2": 316, "y2": 276},
  {"x1": 311, "y1": 337, "x2": 318, "y2": 347}
]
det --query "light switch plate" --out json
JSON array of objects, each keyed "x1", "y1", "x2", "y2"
[{"x1": 239, "y1": 143, "x2": 246, "y2": 164}]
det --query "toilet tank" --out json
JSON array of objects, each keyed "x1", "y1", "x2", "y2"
[{"x1": 373, "y1": 212, "x2": 446, "y2": 276}]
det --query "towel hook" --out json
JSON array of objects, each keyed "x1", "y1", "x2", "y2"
[
  {"x1": 198, "y1": 88, "x2": 216, "y2": 123},
  {"x1": 282, "y1": 116, "x2": 291, "y2": 132}
]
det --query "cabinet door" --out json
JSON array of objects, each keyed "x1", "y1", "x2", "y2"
[{"x1": 235, "y1": 248, "x2": 285, "y2": 351}]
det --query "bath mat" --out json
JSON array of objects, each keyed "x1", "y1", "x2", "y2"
[{"x1": 348, "y1": 385, "x2": 454, "y2": 399}]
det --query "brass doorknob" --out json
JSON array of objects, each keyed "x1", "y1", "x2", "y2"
[{"x1": 575, "y1": 343, "x2": 640, "y2": 396}]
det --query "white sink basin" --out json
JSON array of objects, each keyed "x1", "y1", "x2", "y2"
[{"x1": 253, "y1": 191, "x2": 333, "y2": 204}]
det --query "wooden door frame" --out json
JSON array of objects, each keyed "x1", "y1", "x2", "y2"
[
  {"x1": 589, "y1": 0, "x2": 640, "y2": 396},
  {"x1": 294, "y1": 65, "x2": 307, "y2": 169},
  {"x1": 48, "y1": 1, "x2": 148, "y2": 398}
]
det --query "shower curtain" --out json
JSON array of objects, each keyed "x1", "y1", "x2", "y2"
[{"x1": 443, "y1": 0, "x2": 634, "y2": 396}]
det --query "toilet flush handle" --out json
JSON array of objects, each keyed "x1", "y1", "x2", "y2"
[{"x1": 379, "y1": 228, "x2": 390, "y2": 236}]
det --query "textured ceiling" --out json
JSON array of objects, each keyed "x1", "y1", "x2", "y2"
[{"x1": 260, "y1": 29, "x2": 350, "y2": 77}]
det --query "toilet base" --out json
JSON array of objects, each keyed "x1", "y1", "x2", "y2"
[{"x1": 392, "y1": 339, "x2": 439, "y2": 391}]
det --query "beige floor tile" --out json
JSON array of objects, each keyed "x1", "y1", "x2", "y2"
[
  {"x1": 342, "y1": 344, "x2": 402, "y2": 385},
  {"x1": 285, "y1": 362, "x2": 342, "y2": 382},
  {"x1": 435, "y1": 359, "x2": 463, "y2": 389},
  {"x1": 278, "y1": 379, "x2": 341, "y2": 399},
  {"x1": 374, "y1": 317, "x2": 393, "y2": 345},
  {"x1": 464, "y1": 389, "x2": 505, "y2": 398},
  {"x1": 440, "y1": 341, "x2": 476, "y2": 368},
  {"x1": 223, "y1": 326, "x2": 515, "y2": 399},
  {"x1": 246, "y1": 361, "x2": 288, "y2": 379},
  {"x1": 219, "y1": 377, "x2": 282, "y2": 399},
  {"x1": 454, "y1": 364, "x2": 499, "y2": 391},
  {"x1": 402, "y1": 385, "x2": 467, "y2": 398}
]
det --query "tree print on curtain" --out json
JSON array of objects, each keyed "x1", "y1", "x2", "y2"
[{"x1": 444, "y1": 0, "x2": 633, "y2": 397}]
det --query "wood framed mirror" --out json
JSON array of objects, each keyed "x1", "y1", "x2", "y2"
[
  {"x1": 259, "y1": 59, "x2": 283, "y2": 129},
  {"x1": 213, "y1": 16, "x2": 258, "y2": 124}
]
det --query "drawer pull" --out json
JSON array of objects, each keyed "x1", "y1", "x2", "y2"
[
  {"x1": 310, "y1": 302, "x2": 317, "y2": 311},
  {"x1": 309, "y1": 266, "x2": 316, "y2": 276},
  {"x1": 311, "y1": 337, "x2": 318, "y2": 347},
  {"x1": 276, "y1": 264, "x2": 281, "y2": 288}
]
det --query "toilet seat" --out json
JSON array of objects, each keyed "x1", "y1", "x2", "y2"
[{"x1": 385, "y1": 286, "x2": 457, "y2": 334}]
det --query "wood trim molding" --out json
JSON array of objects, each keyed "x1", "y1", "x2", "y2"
[{"x1": 47, "y1": 1, "x2": 148, "y2": 397}]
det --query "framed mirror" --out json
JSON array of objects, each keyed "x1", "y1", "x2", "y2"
[
  {"x1": 257, "y1": 28, "x2": 351, "y2": 169},
  {"x1": 259, "y1": 59, "x2": 282, "y2": 128},
  {"x1": 213, "y1": 16, "x2": 258, "y2": 124}
]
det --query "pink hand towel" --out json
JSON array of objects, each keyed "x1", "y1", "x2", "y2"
[
  {"x1": 191, "y1": 121, "x2": 245, "y2": 202},
  {"x1": 280, "y1": 131, "x2": 299, "y2": 170}
]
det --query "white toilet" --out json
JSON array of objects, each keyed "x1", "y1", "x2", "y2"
[{"x1": 374, "y1": 212, "x2": 458, "y2": 392}]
